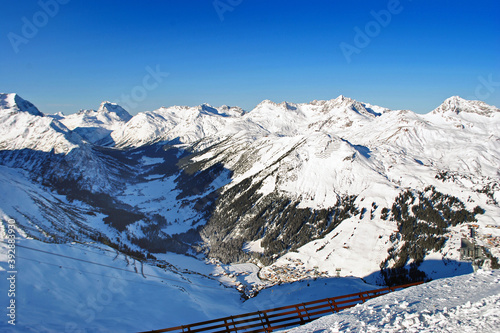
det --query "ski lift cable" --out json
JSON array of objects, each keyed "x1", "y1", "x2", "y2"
[
  {"x1": 16, "y1": 255, "x2": 181, "y2": 289},
  {"x1": 1, "y1": 241, "x2": 227, "y2": 291}
]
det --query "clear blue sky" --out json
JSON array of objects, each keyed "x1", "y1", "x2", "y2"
[{"x1": 1, "y1": 0, "x2": 499, "y2": 115}]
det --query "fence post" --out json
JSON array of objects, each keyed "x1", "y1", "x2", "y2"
[
  {"x1": 259, "y1": 311, "x2": 272, "y2": 332},
  {"x1": 302, "y1": 303, "x2": 311, "y2": 321},
  {"x1": 231, "y1": 316, "x2": 238, "y2": 333},
  {"x1": 224, "y1": 317, "x2": 236, "y2": 333},
  {"x1": 328, "y1": 298, "x2": 338, "y2": 313},
  {"x1": 295, "y1": 305, "x2": 305, "y2": 324}
]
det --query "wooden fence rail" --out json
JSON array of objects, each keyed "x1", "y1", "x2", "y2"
[{"x1": 141, "y1": 281, "x2": 424, "y2": 333}]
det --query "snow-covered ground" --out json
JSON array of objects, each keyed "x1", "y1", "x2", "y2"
[
  {"x1": 1, "y1": 236, "x2": 498, "y2": 332},
  {"x1": 291, "y1": 269, "x2": 500, "y2": 333},
  {"x1": 0, "y1": 237, "x2": 381, "y2": 332},
  {"x1": 0, "y1": 238, "x2": 242, "y2": 332}
]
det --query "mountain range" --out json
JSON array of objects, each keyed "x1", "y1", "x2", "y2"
[{"x1": 1, "y1": 92, "x2": 499, "y2": 288}]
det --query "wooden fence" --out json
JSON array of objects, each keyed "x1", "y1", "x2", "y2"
[{"x1": 141, "y1": 281, "x2": 424, "y2": 333}]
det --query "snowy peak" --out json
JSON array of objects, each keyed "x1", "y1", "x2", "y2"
[
  {"x1": 333, "y1": 94, "x2": 356, "y2": 105},
  {"x1": 310, "y1": 95, "x2": 356, "y2": 107},
  {"x1": 199, "y1": 104, "x2": 245, "y2": 117},
  {"x1": 0, "y1": 104, "x2": 82, "y2": 155},
  {"x1": 432, "y1": 96, "x2": 500, "y2": 116},
  {"x1": 111, "y1": 103, "x2": 251, "y2": 148},
  {"x1": 218, "y1": 105, "x2": 245, "y2": 117},
  {"x1": 71, "y1": 101, "x2": 131, "y2": 125},
  {"x1": 199, "y1": 103, "x2": 219, "y2": 115},
  {"x1": 246, "y1": 96, "x2": 391, "y2": 137},
  {"x1": 318, "y1": 95, "x2": 385, "y2": 118},
  {"x1": 197, "y1": 104, "x2": 238, "y2": 117},
  {"x1": 53, "y1": 102, "x2": 131, "y2": 145},
  {"x1": 255, "y1": 99, "x2": 276, "y2": 108},
  {"x1": 0, "y1": 93, "x2": 44, "y2": 116},
  {"x1": 255, "y1": 99, "x2": 298, "y2": 111},
  {"x1": 97, "y1": 101, "x2": 132, "y2": 122},
  {"x1": 63, "y1": 102, "x2": 131, "y2": 130}
]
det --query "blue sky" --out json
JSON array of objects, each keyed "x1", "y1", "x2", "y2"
[{"x1": 1, "y1": 0, "x2": 499, "y2": 115}]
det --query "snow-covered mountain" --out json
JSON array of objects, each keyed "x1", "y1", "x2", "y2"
[
  {"x1": 431, "y1": 95, "x2": 500, "y2": 116},
  {"x1": 1, "y1": 92, "x2": 499, "y2": 329},
  {"x1": 0, "y1": 97, "x2": 79, "y2": 153},
  {"x1": 110, "y1": 103, "x2": 251, "y2": 148},
  {"x1": 0, "y1": 93, "x2": 131, "y2": 194},
  {"x1": 0, "y1": 93, "x2": 44, "y2": 116},
  {"x1": 55, "y1": 101, "x2": 132, "y2": 145}
]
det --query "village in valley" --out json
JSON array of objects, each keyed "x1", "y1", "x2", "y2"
[{"x1": 205, "y1": 257, "x2": 334, "y2": 298}]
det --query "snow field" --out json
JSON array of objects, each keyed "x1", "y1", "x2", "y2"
[
  {"x1": 0, "y1": 239, "x2": 243, "y2": 332},
  {"x1": 290, "y1": 269, "x2": 500, "y2": 333},
  {"x1": 0, "y1": 237, "x2": 383, "y2": 332}
]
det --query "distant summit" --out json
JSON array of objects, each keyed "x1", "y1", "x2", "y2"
[
  {"x1": 97, "y1": 101, "x2": 133, "y2": 122},
  {"x1": 73, "y1": 101, "x2": 132, "y2": 124},
  {"x1": 432, "y1": 96, "x2": 500, "y2": 116},
  {"x1": 0, "y1": 93, "x2": 44, "y2": 116}
]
